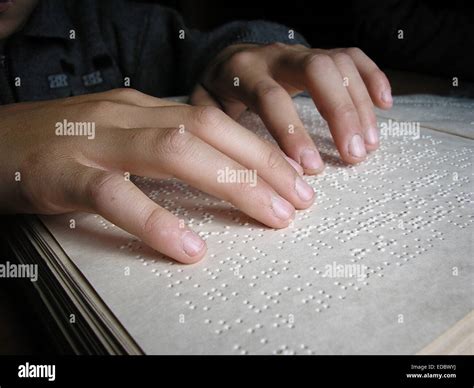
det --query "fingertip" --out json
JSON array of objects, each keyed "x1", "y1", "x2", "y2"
[
  {"x1": 364, "y1": 126, "x2": 380, "y2": 151},
  {"x1": 302, "y1": 164, "x2": 325, "y2": 176},
  {"x1": 344, "y1": 133, "x2": 367, "y2": 164},
  {"x1": 299, "y1": 148, "x2": 325, "y2": 175},
  {"x1": 270, "y1": 195, "x2": 296, "y2": 228},
  {"x1": 373, "y1": 69, "x2": 392, "y2": 109},
  {"x1": 294, "y1": 175, "x2": 316, "y2": 209},
  {"x1": 180, "y1": 246, "x2": 207, "y2": 264},
  {"x1": 180, "y1": 230, "x2": 207, "y2": 263},
  {"x1": 365, "y1": 141, "x2": 379, "y2": 153},
  {"x1": 365, "y1": 68, "x2": 391, "y2": 109},
  {"x1": 378, "y1": 89, "x2": 393, "y2": 109},
  {"x1": 284, "y1": 156, "x2": 304, "y2": 175}
]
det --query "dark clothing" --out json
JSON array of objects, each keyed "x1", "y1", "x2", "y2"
[
  {"x1": 194, "y1": 0, "x2": 474, "y2": 81},
  {"x1": 0, "y1": 0, "x2": 307, "y2": 105}
]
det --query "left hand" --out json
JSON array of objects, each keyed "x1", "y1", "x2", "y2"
[{"x1": 190, "y1": 43, "x2": 392, "y2": 173}]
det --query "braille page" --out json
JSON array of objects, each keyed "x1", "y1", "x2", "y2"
[
  {"x1": 375, "y1": 94, "x2": 474, "y2": 139},
  {"x1": 41, "y1": 96, "x2": 473, "y2": 354}
]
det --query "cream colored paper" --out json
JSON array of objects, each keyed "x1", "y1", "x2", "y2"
[{"x1": 41, "y1": 96, "x2": 474, "y2": 354}]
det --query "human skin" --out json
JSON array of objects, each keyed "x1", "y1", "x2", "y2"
[
  {"x1": 193, "y1": 43, "x2": 392, "y2": 169},
  {"x1": 0, "y1": 1, "x2": 392, "y2": 263},
  {"x1": 0, "y1": 0, "x2": 38, "y2": 42}
]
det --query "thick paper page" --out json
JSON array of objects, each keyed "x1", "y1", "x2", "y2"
[
  {"x1": 41, "y1": 96, "x2": 473, "y2": 354},
  {"x1": 375, "y1": 94, "x2": 474, "y2": 139}
]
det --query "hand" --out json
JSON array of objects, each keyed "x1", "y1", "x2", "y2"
[
  {"x1": 0, "y1": 89, "x2": 315, "y2": 263},
  {"x1": 192, "y1": 43, "x2": 392, "y2": 172}
]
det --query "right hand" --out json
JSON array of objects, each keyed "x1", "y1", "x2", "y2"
[{"x1": 0, "y1": 89, "x2": 315, "y2": 263}]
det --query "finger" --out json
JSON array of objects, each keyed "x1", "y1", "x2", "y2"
[
  {"x1": 182, "y1": 106, "x2": 315, "y2": 206},
  {"x1": 64, "y1": 88, "x2": 185, "y2": 108},
  {"x1": 92, "y1": 126, "x2": 296, "y2": 228},
  {"x1": 190, "y1": 83, "x2": 248, "y2": 121},
  {"x1": 67, "y1": 164, "x2": 207, "y2": 264},
  {"x1": 90, "y1": 106, "x2": 314, "y2": 209},
  {"x1": 330, "y1": 52, "x2": 379, "y2": 150},
  {"x1": 276, "y1": 52, "x2": 367, "y2": 164},
  {"x1": 8, "y1": 89, "x2": 183, "y2": 116},
  {"x1": 284, "y1": 156, "x2": 304, "y2": 175},
  {"x1": 232, "y1": 75, "x2": 324, "y2": 174},
  {"x1": 189, "y1": 83, "x2": 222, "y2": 108},
  {"x1": 342, "y1": 47, "x2": 392, "y2": 109}
]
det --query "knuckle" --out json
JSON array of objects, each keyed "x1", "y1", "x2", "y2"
[
  {"x1": 264, "y1": 148, "x2": 285, "y2": 171},
  {"x1": 266, "y1": 42, "x2": 288, "y2": 51},
  {"x1": 143, "y1": 206, "x2": 165, "y2": 235},
  {"x1": 304, "y1": 53, "x2": 333, "y2": 75},
  {"x1": 345, "y1": 47, "x2": 364, "y2": 57},
  {"x1": 227, "y1": 50, "x2": 255, "y2": 71},
  {"x1": 129, "y1": 128, "x2": 156, "y2": 155},
  {"x1": 128, "y1": 127, "x2": 146, "y2": 145},
  {"x1": 331, "y1": 52, "x2": 353, "y2": 66},
  {"x1": 332, "y1": 102, "x2": 358, "y2": 120},
  {"x1": 157, "y1": 127, "x2": 193, "y2": 158},
  {"x1": 192, "y1": 105, "x2": 224, "y2": 129},
  {"x1": 254, "y1": 81, "x2": 284, "y2": 101},
  {"x1": 110, "y1": 87, "x2": 143, "y2": 100},
  {"x1": 293, "y1": 43, "x2": 308, "y2": 50},
  {"x1": 86, "y1": 171, "x2": 121, "y2": 209},
  {"x1": 80, "y1": 100, "x2": 117, "y2": 116}
]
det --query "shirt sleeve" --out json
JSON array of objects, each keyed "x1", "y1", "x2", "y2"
[
  {"x1": 165, "y1": 13, "x2": 310, "y2": 94},
  {"x1": 100, "y1": 1, "x2": 309, "y2": 96}
]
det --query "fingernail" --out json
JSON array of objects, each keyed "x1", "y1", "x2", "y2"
[
  {"x1": 349, "y1": 134, "x2": 367, "y2": 158},
  {"x1": 300, "y1": 149, "x2": 323, "y2": 171},
  {"x1": 295, "y1": 176, "x2": 314, "y2": 202},
  {"x1": 284, "y1": 156, "x2": 304, "y2": 175},
  {"x1": 381, "y1": 90, "x2": 393, "y2": 105},
  {"x1": 271, "y1": 195, "x2": 294, "y2": 221},
  {"x1": 365, "y1": 127, "x2": 379, "y2": 145},
  {"x1": 182, "y1": 231, "x2": 205, "y2": 257}
]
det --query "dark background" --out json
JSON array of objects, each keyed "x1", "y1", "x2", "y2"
[
  {"x1": 1, "y1": 0, "x2": 473, "y2": 355},
  {"x1": 161, "y1": 0, "x2": 474, "y2": 82}
]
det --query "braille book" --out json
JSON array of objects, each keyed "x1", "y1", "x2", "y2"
[{"x1": 8, "y1": 95, "x2": 474, "y2": 354}]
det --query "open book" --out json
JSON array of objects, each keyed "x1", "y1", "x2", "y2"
[{"x1": 6, "y1": 96, "x2": 473, "y2": 354}]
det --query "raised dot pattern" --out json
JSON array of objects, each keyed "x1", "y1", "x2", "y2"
[{"x1": 45, "y1": 97, "x2": 473, "y2": 355}]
